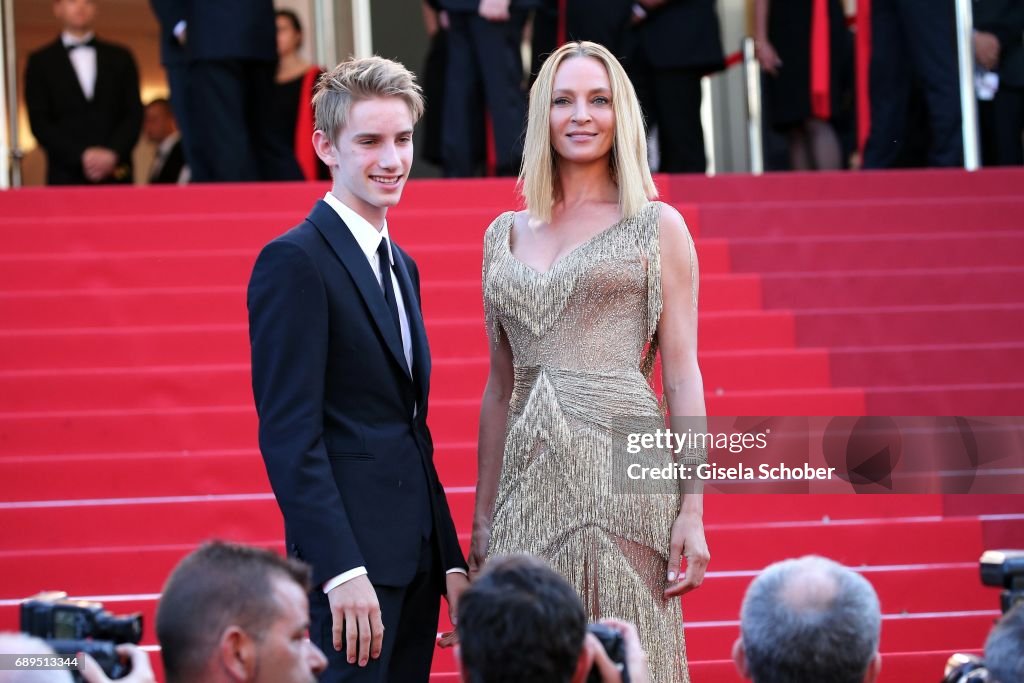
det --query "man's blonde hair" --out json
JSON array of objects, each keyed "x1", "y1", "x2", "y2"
[
  {"x1": 313, "y1": 56, "x2": 425, "y2": 144},
  {"x1": 519, "y1": 42, "x2": 657, "y2": 223}
]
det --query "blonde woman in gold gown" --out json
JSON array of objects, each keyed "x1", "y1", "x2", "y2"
[{"x1": 470, "y1": 41, "x2": 710, "y2": 683}]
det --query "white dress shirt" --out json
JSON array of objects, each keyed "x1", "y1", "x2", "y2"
[
  {"x1": 62, "y1": 31, "x2": 97, "y2": 101},
  {"x1": 320, "y1": 193, "x2": 466, "y2": 593}
]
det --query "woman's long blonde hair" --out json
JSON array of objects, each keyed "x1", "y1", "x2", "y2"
[{"x1": 518, "y1": 41, "x2": 657, "y2": 223}]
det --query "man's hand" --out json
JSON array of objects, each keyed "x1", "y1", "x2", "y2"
[
  {"x1": 327, "y1": 575, "x2": 384, "y2": 667},
  {"x1": 974, "y1": 30, "x2": 1001, "y2": 71},
  {"x1": 664, "y1": 511, "x2": 710, "y2": 598},
  {"x1": 80, "y1": 644, "x2": 156, "y2": 683},
  {"x1": 82, "y1": 147, "x2": 118, "y2": 182},
  {"x1": 478, "y1": 0, "x2": 510, "y2": 21},
  {"x1": 594, "y1": 619, "x2": 651, "y2": 683},
  {"x1": 437, "y1": 571, "x2": 470, "y2": 648}
]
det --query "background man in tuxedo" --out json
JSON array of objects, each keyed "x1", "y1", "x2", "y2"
[
  {"x1": 627, "y1": 0, "x2": 725, "y2": 174},
  {"x1": 24, "y1": 0, "x2": 142, "y2": 185},
  {"x1": 144, "y1": 99, "x2": 187, "y2": 184},
  {"x1": 862, "y1": 0, "x2": 963, "y2": 168},
  {"x1": 248, "y1": 57, "x2": 469, "y2": 683},
  {"x1": 170, "y1": 0, "x2": 302, "y2": 181},
  {"x1": 431, "y1": 0, "x2": 538, "y2": 177}
]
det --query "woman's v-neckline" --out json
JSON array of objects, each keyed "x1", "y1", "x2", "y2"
[{"x1": 504, "y1": 209, "x2": 640, "y2": 277}]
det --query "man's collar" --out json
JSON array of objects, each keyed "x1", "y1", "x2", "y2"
[
  {"x1": 322, "y1": 192, "x2": 392, "y2": 265},
  {"x1": 61, "y1": 31, "x2": 96, "y2": 48},
  {"x1": 157, "y1": 131, "x2": 181, "y2": 156}
]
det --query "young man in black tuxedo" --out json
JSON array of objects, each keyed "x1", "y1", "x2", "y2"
[
  {"x1": 25, "y1": 0, "x2": 142, "y2": 185},
  {"x1": 247, "y1": 57, "x2": 469, "y2": 683}
]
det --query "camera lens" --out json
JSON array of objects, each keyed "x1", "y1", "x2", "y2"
[{"x1": 94, "y1": 611, "x2": 143, "y2": 644}]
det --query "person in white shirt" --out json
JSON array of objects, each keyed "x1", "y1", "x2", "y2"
[
  {"x1": 247, "y1": 56, "x2": 469, "y2": 683},
  {"x1": 24, "y1": 0, "x2": 142, "y2": 185}
]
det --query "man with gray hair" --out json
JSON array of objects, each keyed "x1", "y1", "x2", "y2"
[{"x1": 732, "y1": 555, "x2": 883, "y2": 683}]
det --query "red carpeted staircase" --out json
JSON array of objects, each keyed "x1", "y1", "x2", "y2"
[{"x1": 1, "y1": 169, "x2": 1022, "y2": 682}]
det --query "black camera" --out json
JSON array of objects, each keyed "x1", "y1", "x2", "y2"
[
  {"x1": 941, "y1": 549, "x2": 1024, "y2": 683},
  {"x1": 587, "y1": 623, "x2": 630, "y2": 683},
  {"x1": 20, "y1": 591, "x2": 143, "y2": 681},
  {"x1": 980, "y1": 549, "x2": 1024, "y2": 615}
]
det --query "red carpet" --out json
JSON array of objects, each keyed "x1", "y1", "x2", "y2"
[{"x1": 1, "y1": 168, "x2": 1022, "y2": 682}]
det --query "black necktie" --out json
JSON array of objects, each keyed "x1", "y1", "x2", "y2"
[{"x1": 377, "y1": 238, "x2": 402, "y2": 336}]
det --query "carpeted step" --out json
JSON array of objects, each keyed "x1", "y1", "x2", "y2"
[
  {"x1": 697, "y1": 198, "x2": 1024, "y2": 238},
  {"x1": 0, "y1": 275, "x2": 763, "y2": 331},
  {"x1": 0, "y1": 444, "x2": 476, "y2": 501},
  {"x1": 666, "y1": 167, "x2": 1024, "y2": 202},
  {"x1": 760, "y1": 268, "x2": 1024, "y2": 308},
  {"x1": 794, "y1": 304, "x2": 1024, "y2": 347},
  {"x1": 728, "y1": 231, "x2": 1024, "y2": 272},
  {"x1": 0, "y1": 349, "x2": 835, "y2": 412},
  {"x1": 0, "y1": 310, "x2": 797, "y2": 372},
  {"x1": 865, "y1": 384, "x2": 1024, "y2": 415},
  {"x1": 829, "y1": 343, "x2": 1024, "y2": 386},
  {"x1": 0, "y1": 240, "x2": 735, "y2": 289}
]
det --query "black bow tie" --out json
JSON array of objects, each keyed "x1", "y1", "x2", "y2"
[{"x1": 65, "y1": 38, "x2": 96, "y2": 51}]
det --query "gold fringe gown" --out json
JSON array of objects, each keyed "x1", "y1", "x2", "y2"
[{"x1": 481, "y1": 202, "x2": 690, "y2": 683}]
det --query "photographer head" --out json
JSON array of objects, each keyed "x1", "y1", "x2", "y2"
[
  {"x1": 984, "y1": 602, "x2": 1024, "y2": 683},
  {"x1": 0, "y1": 633, "x2": 152, "y2": 683},
  {"x1": 733, "y1": 555, "x2": 882, "y2": 683},
  {"x1": 155, "y1": 541, "x2": 327, "y2": 683},
  {"x1": 455, "y1": 554, "x2": 649, "y2": 683}
]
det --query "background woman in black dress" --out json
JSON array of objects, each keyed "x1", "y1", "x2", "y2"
[
  {"x1": 273, "y1": 10, "x2": 328, "y2": 181},
  {"x1": 754, "y1": 0, "x2": 854, "y2": 170}
]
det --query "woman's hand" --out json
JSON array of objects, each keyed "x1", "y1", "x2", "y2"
[
  {"x1": 664, "y1": 511, "x2": 710, "y2": 599},
  {"x1": 468, "y1": 520, "x2": 491, "y2": 581},
  {"x1": 755, "y1": 40, "x2": 782, "y2": 76}
]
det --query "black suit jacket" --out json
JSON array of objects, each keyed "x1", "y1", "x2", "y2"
[
  {"x1": 248, "y1": 201, "x2": 467, "y2": 590},
  {"x1": 149, "y1": 137, "x2": 186, "y2": 184},
  {"x1": 633, "y1": 0, "x2": 725, "y2": 71},
  {"x1": 974, "y1": 0, "x2": 1024, "y2": 87},
  {"x1": 165, "y1": 0, "x2": 276, "y2": 62},
  {"x1": 24, "y1": 37, "x2": 142, "y2": 185}
]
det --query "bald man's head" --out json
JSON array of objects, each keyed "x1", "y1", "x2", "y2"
[{"x1": 735, "y1": 556, "x2": 881, "y2": 683}]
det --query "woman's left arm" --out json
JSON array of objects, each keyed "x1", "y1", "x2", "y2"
[{"x1": 655, "y1": 203, "x2": 710, "y2": 599}]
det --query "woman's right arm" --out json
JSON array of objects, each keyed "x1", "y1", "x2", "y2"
[
  {"x1": 754, "y1": 0, "x2": 782, "y2": 76},
  {"x1": 470, "y1": 326, "x2": 514, "y2": 578}
]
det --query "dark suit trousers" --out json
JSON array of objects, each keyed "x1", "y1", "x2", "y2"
[
  {"x1": 186, "y1": 59, "x2": 302, "y2": 182},
  {"x1": 863, "y1": 0, "x2": 963, "y2": 168},
  {"x1": 309, "y1": 539, "x2": 441, "y2": 683},
  {"x1": 631, "y1": 63, "x2": 707, "y2": 174},
  {"x1": 442, "y1": 11, "x2": 528, "y2": 177},
  {"x1": 164, "y1": 63, "x2": 192, "y2": 166},
  {"x1": 981, "y1": 86, "x2": 1024, "y2": 166}
]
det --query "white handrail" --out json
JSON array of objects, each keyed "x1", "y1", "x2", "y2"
[
  {"x1": 351, "y1": 0, "x2": 373, "y2": 59},
  {"x1": 954, "y1": 0, "x2": 980, "y2": 170},
  {"x1": 742, "y1": 36, "x2": 764, "y2": 176},
  {"x1": 1, "y1": 0, "x2": 17, "y2": 189}
]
